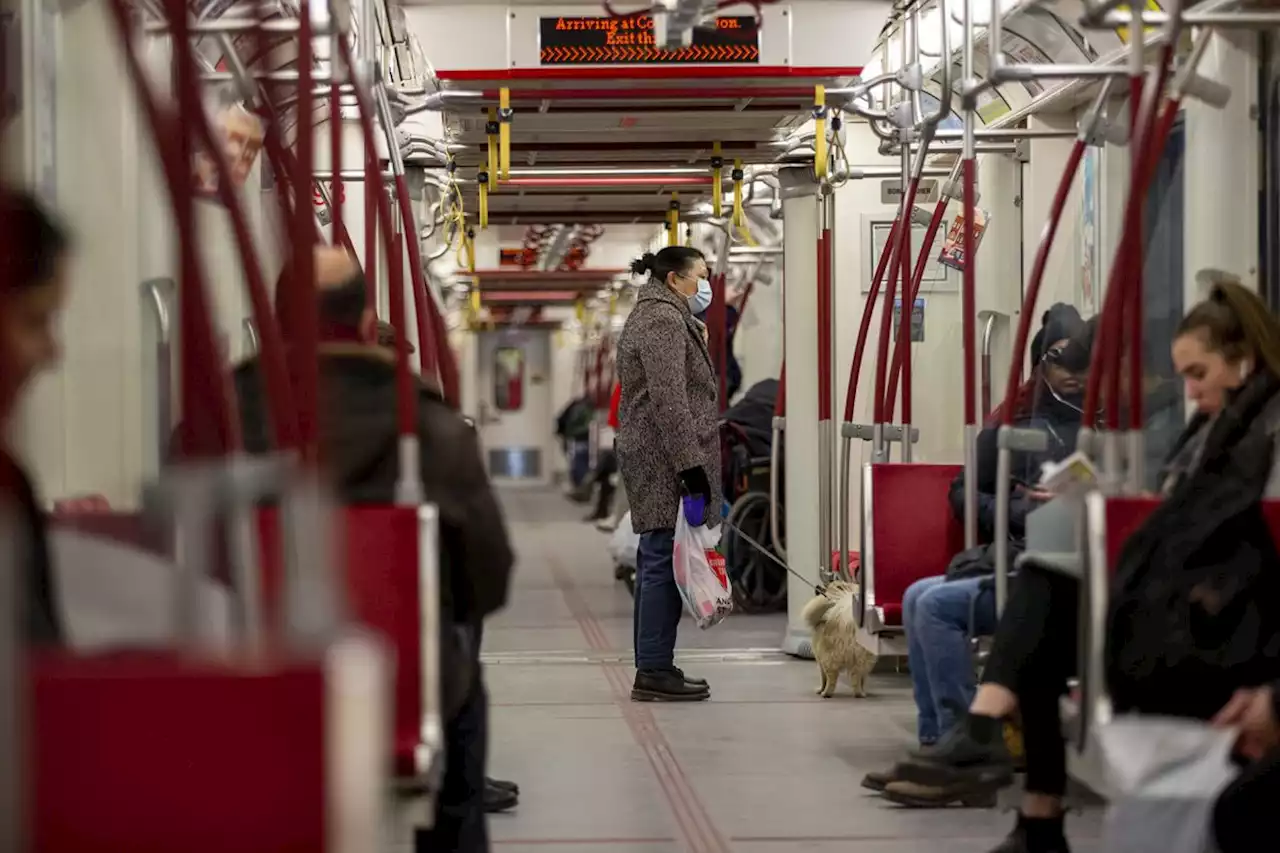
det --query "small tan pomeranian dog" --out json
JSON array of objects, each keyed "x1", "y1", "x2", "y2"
[{"x1": 801, "y1": 580, "x2": 878, "y2": 698}]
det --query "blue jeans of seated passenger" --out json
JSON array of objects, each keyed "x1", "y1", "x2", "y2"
[
  {"x1": 634, "y1": 529, "x2": 682, "y2": 670},
  {"x1": 903, "y1": 575, "x2": 997, "y2": 744},
  {"x1": 569, "y1": 441, "x2": 591, "y2": 488}
]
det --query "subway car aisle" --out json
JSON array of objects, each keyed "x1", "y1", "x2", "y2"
[{"x1": 474, "y1": 488, "x2": 1105, "y2": 853}]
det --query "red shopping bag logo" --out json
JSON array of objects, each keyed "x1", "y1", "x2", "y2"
[{"x1": 706, "y1": 548, "x2": 729, "y2": 589}]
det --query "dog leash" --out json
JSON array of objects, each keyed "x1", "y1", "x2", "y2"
[{"x1": 717, "y1": 516, "x2": 828, "y2": 595}]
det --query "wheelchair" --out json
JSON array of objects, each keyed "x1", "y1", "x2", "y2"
[{"x1": 719, "y1": 422, "x2": 788, "y2": 614}]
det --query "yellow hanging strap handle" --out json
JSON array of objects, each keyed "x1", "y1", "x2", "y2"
[
  {"x1": 486, "y1": 108, "x2": 499, "y2": 192},
  {"x1": 498, "y1": 87, "x2": 512, "y2": 181},
  {"x1": 458, "y1": 226, "x2": 476, "y2": 272},
  {"x1": 477, "y1": 168, "x2": 490, "y2": 229},
  {"x1": 469, "y1": 287, "x2": 482, "y2": 330},
  {"x1": 711, "y1": 142, "x2": 724, "y2": 219},
  {"x1": 731, "y1": 159, "x2": 757, "y2": 246},
  {"x1": 667, "y1": 193, "x2": 680, "y2": 247},
  {"x1": 813, "y1": 84, "x2": 828, "y2": 180}
]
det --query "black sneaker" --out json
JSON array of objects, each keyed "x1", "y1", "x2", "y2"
[
  {"x1": 483, "y1": 780, "x2": 518, "y2": 814},
  {"x1": 989, "y1": 814, "x2": 1070, "y2": 853},
  {"x1": 895, "y1": 714, "x2": 1015, "y2": 788},
  {"x1": 631, "y1": 668, "x2": 711, "y2": 702}
]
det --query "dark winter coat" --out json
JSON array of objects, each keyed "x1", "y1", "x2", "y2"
[
  {"x1": 1107, "y1": 370, "x2": 1280, "y2": 719},
  {"x1": 616, "y1": 280, "x2": 723, "y2": 533},
  {"x1": 1, "y1": 449, "x2": 62, "y2": 645},
  {"x1": 232, "y1": 343, "x2": 514, "y2": 628}
]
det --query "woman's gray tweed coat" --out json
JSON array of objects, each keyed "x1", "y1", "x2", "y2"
[{"x1": 615, "y1": 279, "x2": 723, "y2": 533}]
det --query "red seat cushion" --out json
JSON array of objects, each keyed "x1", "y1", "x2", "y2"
[
  {"x1": 1103, "y1": 497, "x2": 1280, "y2": 572},
  {"x1": 30, "y1": 651, "x2": 327, "y2": 852},
  {"x1": 867, "y1": 463, "x2": 964, "y2": 627},
  {"x1": 258, "y1": 506, "x2": 419, "y2": 777}
]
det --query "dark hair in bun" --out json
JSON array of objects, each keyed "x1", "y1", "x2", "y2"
[
  {"x1": 630, "y1": 253, "x2": 656, "y2": 276},
  {"x1": 630, "y1": 246, "x2": 704, "y2": 285}
]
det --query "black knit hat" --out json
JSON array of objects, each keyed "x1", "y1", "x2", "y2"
[{"x1": 1030, "y1": 303, "x2": 1085, "y2": 365}]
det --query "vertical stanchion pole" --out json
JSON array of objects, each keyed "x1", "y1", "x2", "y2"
[
  {"x1": 962, "y1": 0, "x2": 983, "y2": 563},
  {"x1": 816, "y1": 184, "x2": 833, "y2": 582}
]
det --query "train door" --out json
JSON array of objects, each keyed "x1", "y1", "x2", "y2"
[
  {"x1": 476, "y1": 329, "x2": 553, "y2": 484},
  {"x1": 1142, "y1": 116, "x2": 1187, "y2": 487}
]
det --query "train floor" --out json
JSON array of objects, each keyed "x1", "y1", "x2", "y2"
[{"x1": 467, "y1": 486, "x2": 1106, "y2": 853}]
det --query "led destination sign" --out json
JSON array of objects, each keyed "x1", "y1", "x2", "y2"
[{"x1": 539, "y1": 16, "x2": 761, "y2": 65}]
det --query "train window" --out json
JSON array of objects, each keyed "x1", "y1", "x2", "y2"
[
  {"x1": 1141, "y1": 117, "x2": 1187, "y2": 489},
  {"x1": 495, "y1": 346, "x2": 525, "y2": 412}
]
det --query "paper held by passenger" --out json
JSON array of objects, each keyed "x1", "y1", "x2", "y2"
[
  {"x1": 1096, "y1": 716, "x2": 1239, "y2": 853},
  {"x1": 1039, "y1": 450, "x2": 1097, "y2": 498}
]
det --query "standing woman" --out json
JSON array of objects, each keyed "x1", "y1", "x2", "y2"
[{"x1": 616, "y1": 246, "x2": 722, "y2": 702}]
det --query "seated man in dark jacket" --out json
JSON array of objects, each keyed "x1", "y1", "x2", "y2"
[
  {"x1": 234, "y1": 247, "x2": 515, "y2": 851},
  {"x1": 864, "y1": 304, "x2": 1091, "y2": 796}
]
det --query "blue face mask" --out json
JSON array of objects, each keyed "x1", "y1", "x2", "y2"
[{"x1": 687, "y1": 278, "x2": 713, "y2": 314}]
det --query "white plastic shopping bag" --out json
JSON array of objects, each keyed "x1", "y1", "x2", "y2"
[
  {"x1": 608, "y1": 511, "x2": 640, "y2": 570},
  {"x1": 1096, "y1": 715, "x2": 1239, "y2": 853},
  {"x1": 672, "y1": 504, "x2": 733, "y2": 629}
]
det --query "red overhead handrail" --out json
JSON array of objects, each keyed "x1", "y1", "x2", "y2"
[
  {"x1": 997, "y1": 140, "x2": 1088, "y2": 425},
  {"x1": 885, "y1": 197, "x2": 950, "y2": 422},
  {"x1": 104, "y1": 0, "x2": 239, "y2": 458},
  {"x1": 873, "y1": 182, "x2": 922, "y2": 423},
  {"x1": 288, "y1": 0, "x2": 320, "y2": 463},
  {"x1": 842, "y1": 217, "x2": 900, "y2": 422},
  {"x1": 336, "y1": 36, "x2": 417, "y2": 443},
  {"x1": 1084, "y1": 43, "x2": 1179, "y2": 429}
]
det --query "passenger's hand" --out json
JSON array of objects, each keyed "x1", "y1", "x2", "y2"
[
  {"x1": 682, "y1": 494, "x2": 707, "y2": 527},
  {"x1": 1213, "y1": 686, "x2": 1279, "y2": 761},
  {"x1": 1024, "y1": 488, "x2": 1055, "y2": 502}
]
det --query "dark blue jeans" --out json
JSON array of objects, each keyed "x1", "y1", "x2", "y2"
[
  {"x1": 417, "y1": 625, "x2": 489, "y2": 853},
  {"x1": 634, "y1": 528, "x2": 682, "y2": 670},
  {"x1": 568, "y1": 441, "x2": 590, "y2": 487},
  {"x1": 903, "y1": 575, "x2": 997, "y2": 744}
]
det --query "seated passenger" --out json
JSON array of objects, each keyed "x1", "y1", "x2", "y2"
[
  {"x1": 886, "y1": 281, "x2": 1280, "y2": 853},
  {"x1": 556, "y1": 393, "x2": 594, "y2": 491},
  {"x1": 1212, "y1": 682, "x2": 1280, "y2": 853},
  {"x1": 583, "y1": 381, "x2": 623, "y2": 527},
  {"x1": 864, "y1": 305, "x2": 1090, "y2": 792},
  {"x1": 233, "y1": 247, "x2": 515, "y2": 852},
  {"x1": 0, "y1": 189, "x2": 70, "y2": 646}
]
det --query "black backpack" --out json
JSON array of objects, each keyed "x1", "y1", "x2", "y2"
[{"x1": 1106, "y1": 373, "x2": 1280, "y2": 720}]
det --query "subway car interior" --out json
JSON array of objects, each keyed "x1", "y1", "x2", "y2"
[{"x1": 3, "y1": 0, "x2": 1280, "y2": 850}]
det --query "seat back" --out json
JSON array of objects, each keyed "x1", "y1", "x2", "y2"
[
  {"x1": 1100, "y1": 497, "x2": 1160, "y2": 570},
  {"x1": 862, "y1": 463, "x2": 964, "y2": 626},
  {"x1": 257, "y1": 505, "x2": 424, "y2": 778},
  {"x1": 50, "y1": 497, "x2": 170, "y2": 557},
  {"x1": 31, "y1": 653, "x2": 329, "y2": 852}
]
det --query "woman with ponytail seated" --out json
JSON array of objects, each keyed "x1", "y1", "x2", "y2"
[
  {"x1": 882, "y1": 281, "x2": 1280, "y2": 853},
  {"x1": 616, "y1": 247, "x2": 721, "y2": 702}
]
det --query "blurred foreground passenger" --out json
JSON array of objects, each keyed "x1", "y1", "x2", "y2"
[
  {"x1": 234, "y1": 247, "x2": 515, "y2": 852},
  {"x1": 0, "y1": 189, "x2": 69, "y2": 646},
  {"x1": 616, "y1": 246, "x2": 722, "y2": 701},
  {"x1": 890, "y1": 282, "x2": 1280, "y2": 853}
]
